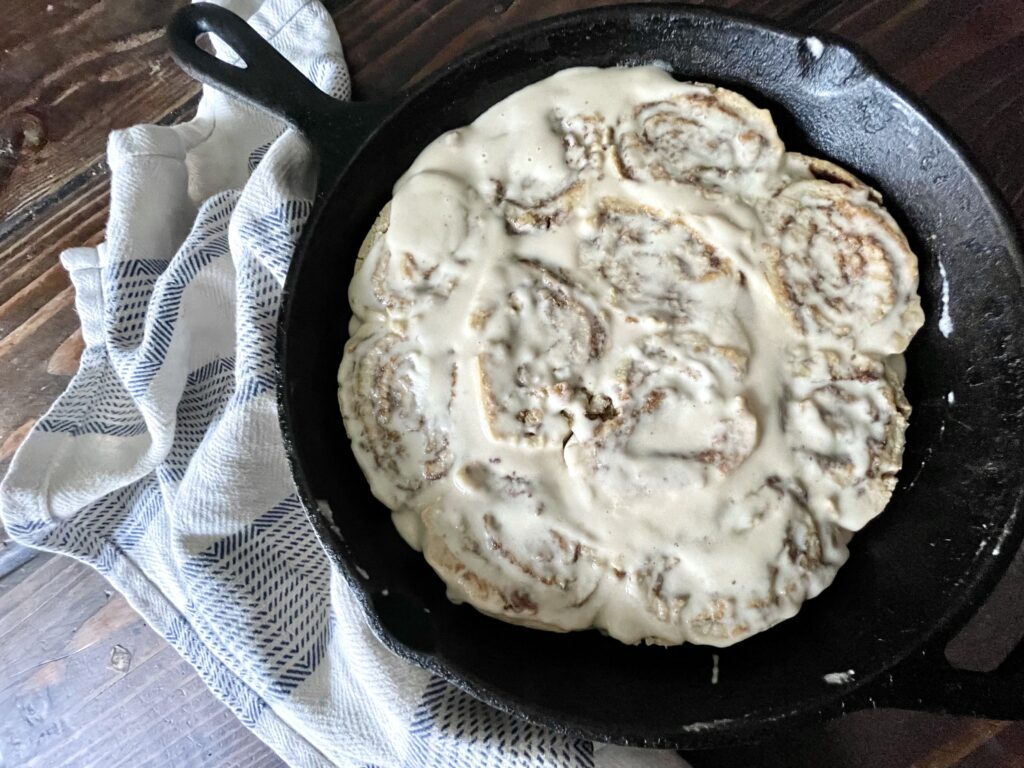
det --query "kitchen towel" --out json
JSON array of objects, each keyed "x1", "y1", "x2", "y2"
[{"x1": 0, "y1": 0, "x2": 688, "y2": 765}]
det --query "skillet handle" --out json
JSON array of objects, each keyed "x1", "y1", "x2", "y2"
[
  {"x1": 871, "y1": 640, "x2": 1024, "y2": 720},
  {"x1": 166, "y1": 3, "x2": 391, "y2": 180},
  {"x1": 848, "y1": 620, "x2": 1024, "y2": 720}
]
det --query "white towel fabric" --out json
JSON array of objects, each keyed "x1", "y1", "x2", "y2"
[{"x1": 0, "y1": 1, "x2": 691, "y2": 766}]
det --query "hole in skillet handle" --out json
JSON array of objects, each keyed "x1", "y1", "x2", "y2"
[
  {"x1": 166, "y1": 3, "x2": 332, "y2": 135},
  {"x1": 194, "y1": 32, "x2": 234, "y2": 61}
]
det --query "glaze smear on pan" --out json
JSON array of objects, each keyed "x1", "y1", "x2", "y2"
[{"x1": 339, "y1": 67, "x2": 924, "y2": 646}]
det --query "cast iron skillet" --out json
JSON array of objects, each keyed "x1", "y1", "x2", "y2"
[{"x1": 168, "y1": 2, "x2": 1024, "y2": 749}]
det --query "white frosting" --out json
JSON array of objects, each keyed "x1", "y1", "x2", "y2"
[
  {"x1": 938, "y1": 256, "x2": 954, "y2": 337},
  {"x1": 823, "y1": 669, "x2": 856, "y2": 685},
  {"x1": 339, "y1": 67, "x2": 924, "y2": 646}
]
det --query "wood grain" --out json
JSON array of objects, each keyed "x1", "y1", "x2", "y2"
[
  {"x1": 0, "y1": 0, "x2": 1022, "y2": 765},
  {"x1": 0, "y1": 0, "x2": 197, "y2": 233},
  {"x1": 0, "y1": 553, "x2": 283, "y2": 767}
]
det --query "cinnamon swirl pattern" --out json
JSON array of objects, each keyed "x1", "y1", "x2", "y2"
[{"x1": 339, "y1": 67, "x2": 924, "y2": 646}]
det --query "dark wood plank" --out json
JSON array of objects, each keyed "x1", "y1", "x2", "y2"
[
  {"x1": 0, "y1": 1, "x2": 1022, "y2": 766},
  {"x1": 0, "y1": 554, "x2": 284, "y2": 767},
  {"x1": 0, "y1": 0, "x2": 197, "y2": 232}
]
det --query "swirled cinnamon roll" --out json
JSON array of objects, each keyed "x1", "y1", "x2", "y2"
[
  {"x1": 761, "y1": 178, "x2": 924, "y2": 353},
  {"x1": 613, "y1": 86, "x2": 784, "y2": 188}
]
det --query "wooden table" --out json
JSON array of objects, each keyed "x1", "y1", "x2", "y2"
[{"x1": 1, "y1": 1, "x2": 1022, "y2": 765}]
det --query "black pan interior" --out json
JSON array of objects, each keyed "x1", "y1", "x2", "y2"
[{"x1": 278, "y1": 4, "x2": 1024, "y2": 747}]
